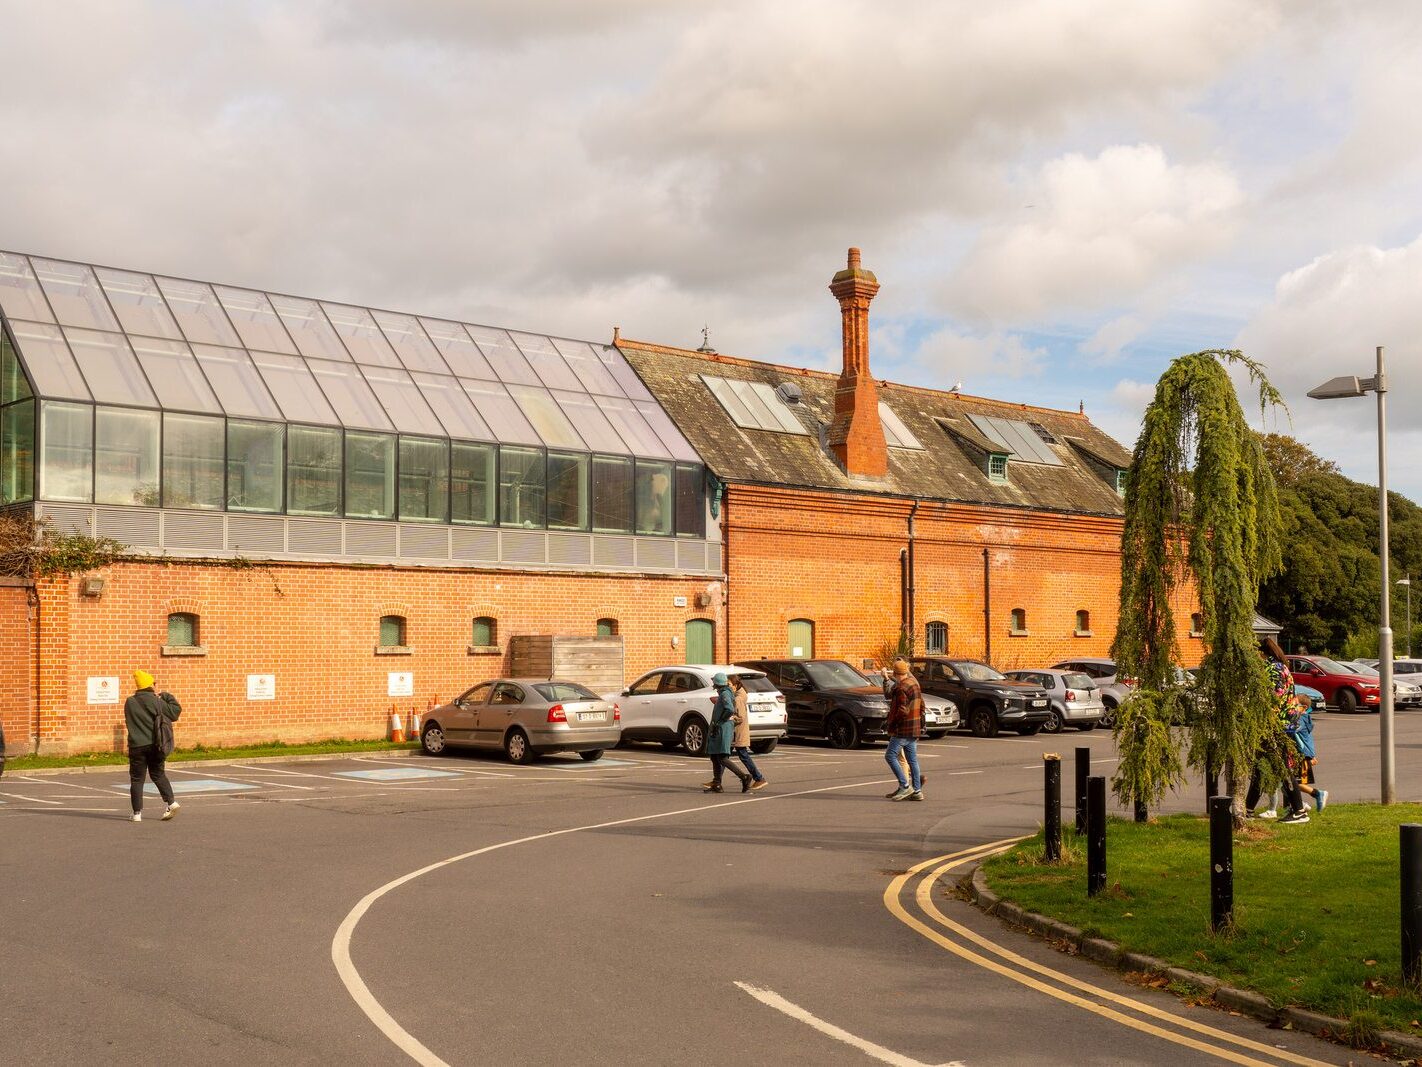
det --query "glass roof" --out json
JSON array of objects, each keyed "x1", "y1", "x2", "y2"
[{"x1": 0, "y1": 250, "x2": 701, "y2": 463}]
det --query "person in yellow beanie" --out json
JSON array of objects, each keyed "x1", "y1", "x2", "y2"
[{"x1": 124, "y1": 670, "x2": 182, "y2": 823}]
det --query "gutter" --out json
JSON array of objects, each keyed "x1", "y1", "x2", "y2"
[
  {"x1": 907, "y1": 500, "x2": 920, "y2": 650},
  {"x1": 983, "y1": 547, "x2": 992, "y2": 666}
]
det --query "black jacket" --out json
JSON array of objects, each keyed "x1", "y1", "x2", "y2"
[{"x1": 124, "y1": 689, "x2": 181, "y2": 748}]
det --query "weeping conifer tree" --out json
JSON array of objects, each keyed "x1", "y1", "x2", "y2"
[{"x1": 1112, "y1": 350, "x2": 1284, "y2": 828}]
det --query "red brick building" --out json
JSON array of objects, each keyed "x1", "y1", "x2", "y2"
[{"x1": 0, "y1": 247, "x2": 1197, "y2": 755}]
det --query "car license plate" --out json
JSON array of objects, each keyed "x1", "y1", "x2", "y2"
[
  {"x1": 1031, "y1": 699, "x2": 1047, "y2": 708},
  {"x1": 577, "y1": 711, "x2": 605, "y2": 722}
]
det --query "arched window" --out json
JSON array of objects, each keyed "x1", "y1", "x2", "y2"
[
  {"x1": 596, "y1": 617, "x2": 618, "y2": 637},
  {"x1": 925, "y1": 620, "x2": 948, "y2": 654},
  {"x1": 1010, "y1": 608, "x2": 1028, "y2": 634},
  {"x1": 379, "y1": 614, "x2": 407, "y2": 647},
  {"x1": 1075, "y1": 610, "x2": 1091, "y2": 635},
  {"x1": 787, "y1": 618, "x2": 814, "y2": 658},
  {"x1": 167, "y1": 612, "x2": 198, "y2": 647},
  {"x1": 1190, "y1": 612, "x2": 1204, "y2": 637},
  {"x1": 472, "y1": 616, "x2": 497, "y2": 647}
]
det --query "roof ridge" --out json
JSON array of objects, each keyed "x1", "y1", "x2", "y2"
[{"x1": 618, "y1": 337, "x2": 1091, "y2": 422}]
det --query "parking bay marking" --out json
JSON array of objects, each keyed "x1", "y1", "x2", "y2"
[
  {"x1": 734, "y1": 982, "x2": 962, "y2": 1067},
  {"x1": 109, "y1": 778, "x2": 259, "y2": 795},
  {"x1": 333, "y1": 767, "x2": 464, "y2": 782},
  {"x1": 0, "y1": 791, "x2": 62, "y2": 805}
]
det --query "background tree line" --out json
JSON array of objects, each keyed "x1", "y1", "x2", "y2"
[{"x1": 1257, "y1": 433, "x2": 1422, "y2": 658}]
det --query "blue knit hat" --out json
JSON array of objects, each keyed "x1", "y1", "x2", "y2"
[{"x1": 712, "y1": 672, "x2": 728, "y2": 686}]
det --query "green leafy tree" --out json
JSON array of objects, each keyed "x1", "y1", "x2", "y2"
[{"x1": 1112, "y1": 350, "x2": 1284, "y2": 827}]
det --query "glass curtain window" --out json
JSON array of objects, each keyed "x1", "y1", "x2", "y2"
[
  {"x1": 163, "y1": 413, "x2": 224, "y2": 509},
  {"x1": 635, "y1": 460, "x2": 673, "y2": 535},
  {"x1": 39, "y1": 401, "x2": 92, "y2": 502},
  {"x1": 167, "y1": 613, "x2": 198, "y2": 647},
  {"x1": 130, "y1": 337, "x2": 220, "y2": 413},
  {"x1": 1, "y1": 400, "x2": 35, "y2": 503},
  {"x1": 398, "y1": 436, "x2": 449, "y2": 523},
  {"x1": 451, "y1": 442, "x2": 495, "y2": 525},
  {"x1": 0, "y1": 253, "x2": 56, "y2": 322},
  {"x1": 214, "y1": 286, "x2": 298, "y2": 354},
  {"x1": 498, "y1": 446, "x2": 545, "y2": 528},
  {"x1": 31, "y1": 258, "x2": 121, "y2": 331},
  {"x1": 472, "y1": 616, "x2": 496, "y2": 646},
  {"x1": 345, "y1": 431, "x2": 395, "y2": 519},
  {"x1": 674, "y1": 464, "x2": 704, "y2": 537},
  {"x1": 546, "y1": 452, "x2": 588, "y2": 531},
  {"x1": 191, "y1": 345, "x2": 281, "y2": 419},
  {"x1": 10, "y1": 320, "x2": 90, "y2": 400},
  {"x1": 227, "y1": 420, "x2": 284, "y2": 512},
  {"x1": 95, "y1": 407, "x2": 160, "y2": 506},
  {"x1": 156, "y1": 277, "x2": 242, "y2": 347},
  {"x1": 63, "y1": 328, "x2": 156, "y2": 406},
  {"x1": 269, "y1": 294, "x2": 351, "y2": 362},
  {"x1": 287, "y1": 425, "x2": 342, "y2": 516},
  {"x1": 591, "y1": 455, "x2": 632, "y2": 533},
  {"x1": 2, "y1": 331, "x2": 33, "y2": 404}
]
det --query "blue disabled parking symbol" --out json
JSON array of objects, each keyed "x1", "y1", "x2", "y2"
[{"x1": 113, "y1": 778, "x2": 258, "y2": 795}]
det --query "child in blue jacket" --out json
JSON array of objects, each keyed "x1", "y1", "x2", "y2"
[{"x1": 1285, "y1": 702, "x2": 1327, "y2": 812}]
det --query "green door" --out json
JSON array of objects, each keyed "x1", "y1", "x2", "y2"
[
  {"x1": 685, "y1": 619, "x2": 714, "y2": 665},
  {"x1": 787, "y1": 619, "x2": 814, "y2": 658}
]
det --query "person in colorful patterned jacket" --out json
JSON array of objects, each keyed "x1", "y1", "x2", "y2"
[{"x1": 1245, "y1": 649, "x2": 1309, "y2": 824}]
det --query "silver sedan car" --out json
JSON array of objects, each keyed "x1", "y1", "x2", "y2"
[
  {"x1": 1006, "y1": 669, "x2": 1106, "y2": 733},
  {"x1": 421, "y1": 678, "x2": 621, "y2": 764}
]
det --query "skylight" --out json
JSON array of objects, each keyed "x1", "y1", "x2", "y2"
[
  {"x1": 700, "y1": 374, "x2": 808, "y2": 435},
  {"x1": 878, "y1": 402, "x2": 923, "y2": 449},
  {"x1": 966, "y1": 413, "x2": 1064, "y2": 466}
]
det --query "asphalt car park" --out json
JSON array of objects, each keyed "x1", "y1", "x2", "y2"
[{"x1": 2, "y1": 716, "x2": 1405, "y2": 1065}]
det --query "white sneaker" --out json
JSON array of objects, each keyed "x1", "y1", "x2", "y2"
[
  {"x1": 1258, "y1": 809, "x2": 1277, "y2": 820},
  {"x1": 1314, "y1": 790, "x2": 1328, "y2": 812},
  {"x1": 130, "y1": 812, "x2": 142, "y2": 823},
  {"x1": 162, "y1": 802, "x2": 180, "y2": 821}
]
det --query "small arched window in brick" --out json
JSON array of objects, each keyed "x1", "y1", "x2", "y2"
[
  {"x1": 1010, "y1": 608, "x2": 1028, "y2": 634},
  {"x1": 167, "y1": 612, "x2": 198, "y2": 647},
  {"x1": 379, "y1": 614, "x2": 407, "y2": 647}
]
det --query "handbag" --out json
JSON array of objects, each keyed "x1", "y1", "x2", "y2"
[{"x1": 153, "y1": 693, "x2": 176, "y2": 756}]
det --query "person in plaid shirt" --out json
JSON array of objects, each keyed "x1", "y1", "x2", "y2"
[{"x1": 884, "y1": 659, "x2": 924, "y2": 801}]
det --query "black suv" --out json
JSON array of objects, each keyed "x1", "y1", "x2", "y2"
[
  {"x1": 909, "y1": 657, "x2": 1052, "y2": 737},
  {"x1": 736, "y1": 659, "x2": 893, "y2": 748}
]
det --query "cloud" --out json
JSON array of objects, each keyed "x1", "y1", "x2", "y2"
[
  {"x1": 1081, "y1": 314, "x2": 1151, "y2": 362},
  {"x1": 909, "y1": 325, "x2": 1049, "y2": 385},
  {"x1": 948, "y1": 145, "x2": 1243, "y2": 321}
]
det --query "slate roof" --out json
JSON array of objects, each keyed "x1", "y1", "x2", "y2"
[{"x1": 619, "y1": 340, "x2": 1134, "y2": 518}]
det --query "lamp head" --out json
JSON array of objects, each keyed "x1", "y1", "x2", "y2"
[{"x1": 1307, "y1": 375, "x2": 1367, "y2": 400}]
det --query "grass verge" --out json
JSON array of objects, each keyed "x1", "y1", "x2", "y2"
[
  {"x1": 3, "y1": 737, "x2": 418, "y2": 772},
  {"x1": 981, "y1": 804, "x2": 1422, "y2": 1041}
]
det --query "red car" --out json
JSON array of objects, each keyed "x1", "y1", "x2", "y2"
[{"x1": 1287, "y1": 655, "x2": 1382, "y2": 714}]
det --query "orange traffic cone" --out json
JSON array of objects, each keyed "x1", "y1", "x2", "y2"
[
  {"x1": 389, "y1": 708, "x2": 405, "y2": 744},
  {"x1": 409, "y1": 709, "x2": 421, "y2": 741}
]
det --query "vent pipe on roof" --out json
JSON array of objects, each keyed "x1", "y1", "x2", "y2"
[{"x1": 826, "y1": 247, "x2": 888, "y2": 477}]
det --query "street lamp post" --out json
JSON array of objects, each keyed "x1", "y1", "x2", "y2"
[
  {"x1": 1401, "y1": 577, "x2": 1413, "y2": 659},
  {"x1": 1308, "y1": 345, "x2": 1395, "y2": 805}
]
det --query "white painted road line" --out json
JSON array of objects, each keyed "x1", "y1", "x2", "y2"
[
  {"x1": 332, "y1": 775, "x2": 898, "y2": 1067},
  {"x1": 0, "y1": 792, "x2": 62, "y2": 805},
  {"x1": 167, "y1": 767, "x2": 316, "y2": 791},
  {"x1": 948, "y1": 771, "x2": 983, "y2": 776},
  {"x1": 734, "y1": 982, "x2": 963, "y2": 1067}
]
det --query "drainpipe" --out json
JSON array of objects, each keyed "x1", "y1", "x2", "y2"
[
  {"x1": 906, "y1": 500, "x2": 920, "y2": 653},
  {"x1": 899, "y1": 549, "x2": 909, "y2": 647},
  {"x1": 982, "y1": 547, "x2": 992, "y2": 666},
  {"x1": 720, "y1": 482, "x2": 730, "y2": 663}
]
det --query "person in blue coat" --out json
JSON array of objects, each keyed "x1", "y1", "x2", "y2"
[
  {"x1": 703, "y1": 673, "x2": 751, "y2": 794},
  {"x1": 1286, "y1": 700, "x2": 1327, "y2": 812}
]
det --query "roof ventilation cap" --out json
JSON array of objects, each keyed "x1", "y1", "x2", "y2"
[{"x1": 775, "y1": 381, "x2": 803, "y2": 405}]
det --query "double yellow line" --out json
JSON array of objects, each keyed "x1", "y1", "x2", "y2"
[{"x1": 884, "y1": 841, "x2": 1334, "y2": 1067}]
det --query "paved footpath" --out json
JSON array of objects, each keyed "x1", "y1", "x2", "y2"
[{"x1": 1, "y1": 712, "x2": 1413, "y2": 1065}]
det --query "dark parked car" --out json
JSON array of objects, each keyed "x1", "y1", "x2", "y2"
[
  {"x1": 736, "y1": 658, "x2": 897, "y2": 748},
  {"x1": 909, "y1": 657, "x2": 1052, "y2": 737},
  {"x1": 1287, "y1": 655, "x2": 1382, "y2": 714}
]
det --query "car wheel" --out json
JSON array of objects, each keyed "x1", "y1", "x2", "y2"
[
  {"x1": 825, "y1": 712, "x2": 859, "y2": 749},
  {"x1": 679, "y1": 717, "x2": 708, "y2": 756},
  {"x1": 1017, "y1": 723, "x2": 1044, "y2": 736},
  {"x1": 421, "y1": 723, "x2": 447, "y2": 756},
  {"x1": 1043, "y1": 709, "x2": 1065, "y2": 734},
  {"x1": 1336, "y1": 688, "x2": 1358, "y2": 714},
  {"x1": 579, "y1": 749, "x2": 604, "y2": 762},
  {"x1": 1099, "y1": 700, "x2": 1117, "y2": 728},
  {"x1": 504, "y1": 729, "x2": 537, "y2": 765},
  {"x1": 969, "y1": 706, "x2": 998, "y2": 738},
  {"x1": 750, "y1": 738, "x2": 778, "y2": 755}
]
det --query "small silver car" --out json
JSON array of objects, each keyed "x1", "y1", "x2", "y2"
[
  {"x1": 1006, "y1": 669, "x2": 1106, "y2": 733},
  {"x1": 421, "y1": 678, "x2": 621, "y2": 764}
]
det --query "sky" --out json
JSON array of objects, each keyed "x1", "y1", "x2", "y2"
[{"x1": 4, "y1": 1, "x2": 1421, "y2": 499}]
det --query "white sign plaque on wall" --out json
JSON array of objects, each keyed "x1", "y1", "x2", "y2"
[
  {"x1": 388, "y1": 671, "x2": 414, "y2": 697},
  {"x1": 87, "y1": 676, "x2": 120, "y2": 704},
  {"x1": 673, "y1": 596, "x2": 688, "y2": 607},
  {"x1": 246, "y1": 674, "x2": 276, "y2": 701}
]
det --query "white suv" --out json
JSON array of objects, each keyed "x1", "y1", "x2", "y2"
[{"x1": 608, "y1": 665, "x2": 788, "y2": 755}]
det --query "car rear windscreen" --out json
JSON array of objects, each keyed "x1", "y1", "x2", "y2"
[
  {"x1": 534, "y1": 682, "x2": 599, "y2": 702},
  {"x1": 1062, "y1": 673, "x2": 1094, "y2": 690},
  {"x1": 734, "y1": 673, "x2": 780, "y2": 694}
]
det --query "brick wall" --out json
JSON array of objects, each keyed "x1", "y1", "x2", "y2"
[
  {"x1": 0, "y1": 582, "x2": 33, "y2": 755},
  {"x1": 37, "y1": 561, "x2": 724, "y2": 754},
  {"x1": 723, "y1": 483, "x2": 1201, "y2": 670}
]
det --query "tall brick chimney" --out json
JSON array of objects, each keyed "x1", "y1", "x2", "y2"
[{"x1": 826, "y1": 247, "x2": 888, "y2": 477}]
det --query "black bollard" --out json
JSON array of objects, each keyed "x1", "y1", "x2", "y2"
[
  {"x1": 1403, "y1": 824, "x2": 1422, "y2": 984},
  {"x1": 1044, "y1": 755, "x2": 1061, "y2": 862},
  {"x1": 1075, "y1": 746, "x2": 1090, "y2": 835},
  {"x1": 1209, "y1": 796, "x2": 1233, "y2": 931},
  {"x1": 1087, "y1": 775, "x2": 1106, "y2": 896}
]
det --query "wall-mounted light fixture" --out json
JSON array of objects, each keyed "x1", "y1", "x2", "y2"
[{"x1": 79, "y1": 577, "x2": 106, "y2": 598}]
